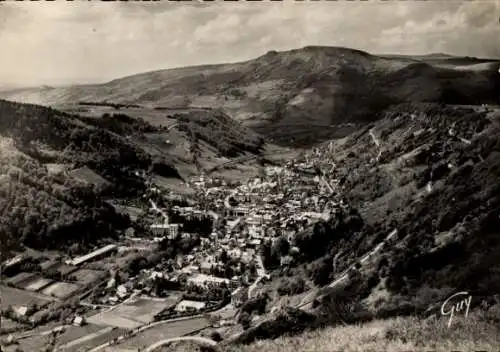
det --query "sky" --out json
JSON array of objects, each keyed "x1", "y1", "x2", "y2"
[{"x1": 0, "y1": 0, "x2": 499, "y2": 87}]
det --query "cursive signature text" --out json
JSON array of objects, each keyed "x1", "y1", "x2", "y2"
[{"x1": 440, "y1": 291, "x2": 472, "y2": 328}]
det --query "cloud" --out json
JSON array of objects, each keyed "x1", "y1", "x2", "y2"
[{"x1": 0, "y1": 1, "x2": 498, "y2": 87}]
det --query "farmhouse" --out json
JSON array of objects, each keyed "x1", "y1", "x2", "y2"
[{"x1": 66, "y1": 244, "x2": 117, "y2": 266}]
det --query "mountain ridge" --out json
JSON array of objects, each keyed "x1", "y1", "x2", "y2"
[{"x1": 2, "y1": 46, "x2": 498, "y2": 147}]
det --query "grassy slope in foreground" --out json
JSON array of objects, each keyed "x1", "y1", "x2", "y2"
[
  {"x1": 155, "y1": 309, "x2": 500, "y2": 352},
  {"x1": 225, "y1": 310, "x2": 500, "y2": 352}
]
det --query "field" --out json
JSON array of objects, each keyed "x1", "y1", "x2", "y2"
[
  {"x1": 120, "y1": 206, "x2": 143, "y2": 222},
  {"x1": 41, "y1": 282, "x2": 81, "y2": 299},
  {"x1": 213, "y1": 164, "x2": 262, "y2": 183},
  {"x1": 40, "y1": 259, "x2": 60, "y2": 271},
  {"x1": 109, "y1": 296, "x2": 180, "y2": 325},
  {"x1": 5, "y1": 272, "x2": 36, "y2": 287},
  {"x1": 0, "y1": 317, "x2": 25, "y2": 330},
  {"x1": 53, "y1": 263, "x2": 80, "y2": 276},
  {"x1": 69, "y1": 166, "x2": 111, "y2": 188},
  {"x1": 116, "y1": 317, "x2": 210, "y2": 350},
  {"x1": 53, "y1": 323, "x2": 111, "y2": 350},
  {"x1": 72, "y1": 268, "x2": 106, "y2": 286},
  {"x1": 86, "y1": 311, "x2": 145, "y2": 330},
  {"x1": 0, "y1": 285, "x2": 54, "y2": 308},
  {"x1": 5, "y1": 334, "x2": 48, "y2": 352},
  {"x1": 151, "y1": 176, "x2": 196, "y2": 196},
  {"x1": 23, "y1": 277, "x2": 54, "y2": 292},
  {"x1": 67, "y1": 327, "x2": 129, "y2": 351},
  {"x1": 55, "y1": 104, "x2": 178, "y2": 129}
]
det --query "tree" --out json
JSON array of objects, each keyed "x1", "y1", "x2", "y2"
[
  {"x1": 310, "y1": 256, "x2": 333, "y2": 286},
  {"x1": 261, "y1": 240, "x2": 276, "y2": 269},
  {"x1": 272, "y1": 236, "x2": 290, "y2": 257},
  {"x1": 210, "y1": 331, "x2": 223, "y2": 342},
  {"x1": 228, "y1": 197, "x2": 238, "y2": 207},
  {"x1": 219, "y1": 250, "x2": 229, "y2": 264},
  {"x1": 127, "y1": 256, "x2": 148, "y2": 276},
  {"x1": 238, "y1": 312, "x2": 251, "y2": 330}
]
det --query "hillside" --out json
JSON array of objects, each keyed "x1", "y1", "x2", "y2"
[
  {"x1": 216, "y1": 103, "x2": 500, "y2": 344},
  {"x1": 1, "y1": 46, "x2": 498, "y2": 146},
  {"x1": 158, "y1": 310, "x2": 500, "y2": 352},
  {"x1": 222, "y1": 312, "x2": 500, "y2": 352},
  {"x1": 0, "y1": 99, "x2": 166, "y2": 255},
  {"x1": 0, "y1": 99, "x2": 264, "y2": 256}
]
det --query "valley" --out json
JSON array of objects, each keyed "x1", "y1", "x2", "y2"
[{"x1": 0, "y1": 46, "x2": 500, "y2": 352}]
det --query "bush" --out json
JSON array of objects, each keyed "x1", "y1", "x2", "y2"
[
  {"x1": 315, "y1": 285, "x2": 372, "y2": 326},
  {"x1": 241, "y1": 294, "x2": 268, "y2": 316},
  {"x1": 210, "y1": 331, "x2": 223, "y2": 342},
  {"x1": 238, "y1": 312, "x2": 252, "y2": 330},
  {"x1": 234, "y1": 307, "x2": 317, "y2": 345},
  {"x1": 309, "y1": 256, "x2": 333, "y2": 286},
  {"x1": 277, "y1": 277, "x2": 308, "y2": 296}
]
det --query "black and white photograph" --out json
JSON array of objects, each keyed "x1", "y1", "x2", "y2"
[{"x1": 0, "y1": 1, "x2": 500, "y2": 351}]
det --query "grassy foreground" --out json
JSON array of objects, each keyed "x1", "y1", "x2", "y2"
[
  {"x1": 221, "y1": 311, "x2": 500, "y2": 352},
  {"x1": 160, "y1": 309, "x2": 500, "y2": 352}
]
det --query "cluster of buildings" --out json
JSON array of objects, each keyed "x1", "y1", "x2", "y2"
[
  {"x1": 0, "y1": 141, "x2": 353, "y2": 348},
  {"x1": 148, "y1": 156, "x2": 344, "y2": 297},
  {"x1": 99, "y1": 152, "x2": 345, "y2": 313}
]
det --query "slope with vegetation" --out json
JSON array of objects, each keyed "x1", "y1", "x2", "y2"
[
  {"x1": 0, "y1": 99, "x2": 181, "y2": 256},
  {"x1": 223, "y1": 103, "x2": 500, "y2": 346},
  {"x1": 0, "y1": 98, "x2": 266, "y2": 258},
  {"x1": 224, "y1": 309, "x2": 500, "y2": 352}
]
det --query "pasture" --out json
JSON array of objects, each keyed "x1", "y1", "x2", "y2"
[
  {"x1": 41, "y1": 282, "x2": 81, "y2": 299},
  {"x1": 54, "y1": 323, "x2": 110, "y2": 349},
  {"x1": 69, "y1": 166, "x2": 110, "y2": 188},
  {"x1": 86, "y1": 311, "x2": 144, "y2": 330},
  {"x1": 117, "y1": 317, "x2": 210, "y2": 350},
  {"x1": 7, "y1": 334, "x2": 48, "y2": 352},
  {"x1": 5, "y1": 272, "x2": 36, "y2": 287},
  {"x1": 23, "y1": 277, "x2": 54, "y2": 292},
  {"x1": 0, "y1": 285, "x2": 54, "y2": 308},
  {"x1": 74, "y1": 327, "x2": 129, "y2": 351},
  {"x1": 53, "y1": 263, "x2": 79, "y2": 276},
  {"x1": 72, "y1": 268, "x2": 106, "y2": 286},
  {"x1": 109, "y1": 296, "x2": 180, "y2": 325},
  {"x1": 0, "y1": 317, "x2": 25, "y2": 330}
]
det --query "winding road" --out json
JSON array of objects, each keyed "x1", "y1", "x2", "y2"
[
  {"x1": 247, "y1": 256, "x2": 269, "y2": 300},
  {"x1": 143, "y1": 336, "x2": 217, "y2": 352},
  {"x1": 369, "y1": 128, "x2": 382, "y2": 160},
  {"x1": 296, "y1": 228, "x2": 398, "y2": 310}
]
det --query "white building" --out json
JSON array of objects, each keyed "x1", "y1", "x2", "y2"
[
  {"x1": 150, "y1": 223, "x2": 180, "y2": 239},
  {"x1": 175, "y1": 300, "x2": 206, "y2": 312},
  {"x1": 66, "y1": 244, "x2": 117, "y2": 266},
  {"x1": 116, "y1": 285, "x2": 128, "y2": 299},
  {"x1": 73, "y1": 315, "x2": 85, "y2": 326},
  {"x1": 187, "y1": 273, "x2": 229, "y2": 288}
]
